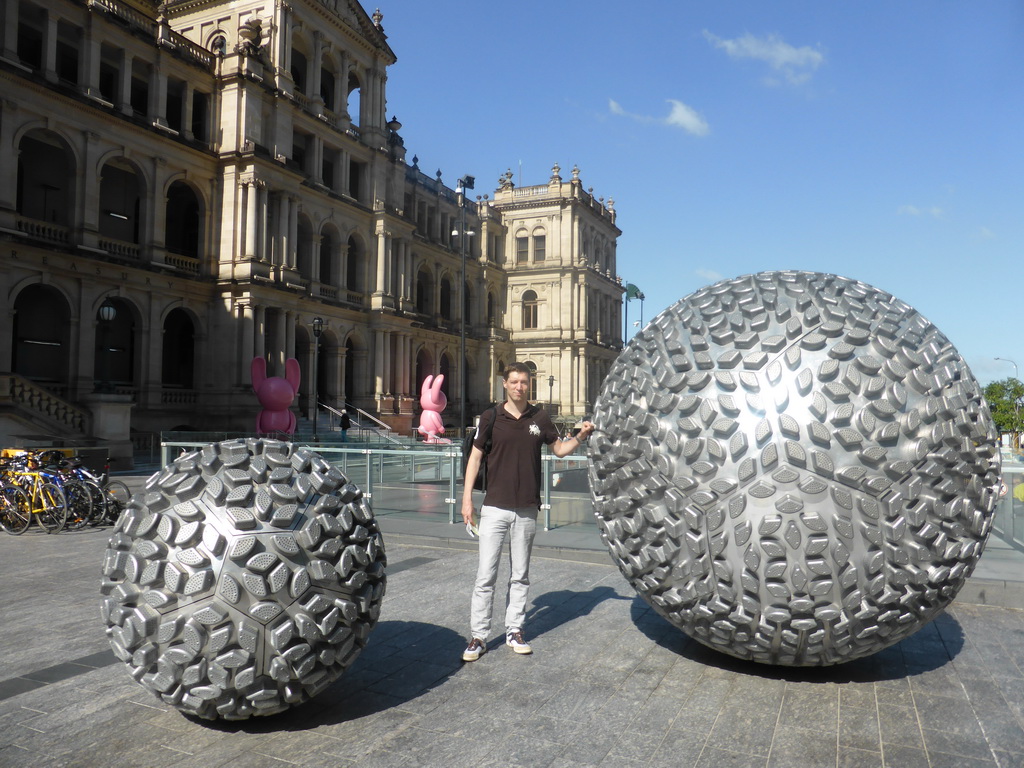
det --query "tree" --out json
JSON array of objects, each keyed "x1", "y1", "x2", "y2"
[{"x1": 983, "y1": 377, "x2": 1024, "y2": 446}]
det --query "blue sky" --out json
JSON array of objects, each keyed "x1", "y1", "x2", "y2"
[{"x1": 380, "y1": 2, "x2": 1023, "y2": 385}]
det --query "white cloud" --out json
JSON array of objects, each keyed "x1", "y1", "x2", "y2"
[
  {"x1": 696, "y1": 268, "x2": 724, "y2": 283},
  {"x1": 897, "y1": 205, "x2": 944, "y2": 218},
  {"x1": 979, "y1": 227, "x2": 996, "y2": 239},
  {"x1": 608, "y1": 98, "x2": 710, "y2": 137},
  {"x1": 704, "y1": 30, "x2": 824, "y2": 86}
]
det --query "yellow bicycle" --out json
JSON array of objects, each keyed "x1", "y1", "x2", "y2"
[{"x1": 0, "y1": 458, "x2": 67, "y2": 534}]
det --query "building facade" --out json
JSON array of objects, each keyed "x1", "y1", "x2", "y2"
[{"x1": 0, "y1": 0, "x2": 622, "y2": 464}]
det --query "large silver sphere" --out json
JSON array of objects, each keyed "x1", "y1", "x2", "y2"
[
  {"x1": 590, "y1": 271, "x2": 1000, "y2": 666},
  {"x1": 100, "y1": 439, "x2": 386, "y2": 719}
]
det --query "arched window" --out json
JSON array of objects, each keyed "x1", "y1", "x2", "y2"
[
  {"x1": 487, "y1": 292, "x2": 496, "y2": 326},
  {"x1": 291, "y1": 49, "x2": 308, "y2": 94},
  {"x1": 93, "y1": 298, "x2": 136, "y2": 390},
  {"x1": 12, "y1": 285, "x2": 71, "y2": 392},
  {"x1": 347, "y1": 70, "x2": 362, "y2": 126},
  {"x1": 161, "y1": 309, "x2": 195, "y2": 388},
  {"x1": 415, "y1": 268, "x2": 432, "y2": 315},
  {"x1": 522, "y1": 290, "x2": 539, "y2": 330},
  {"x1": 320, "y1": 230, "x2": 336, "y2": 285},
  {"x1": 165, "y1": 181, "x2": 200, "y2": 258},
  {"x1": 346, "y1": 235, "x2": 363, "y2": 292},
  {"x1": 440, "y1": 277, "x2": 453, "y2": 320},
  {"x1": 17, "y1": 130, "x2": 74, "y2": 226},
  {"x1": 99, "y1": 159, "x2": 142, "y2": 243},
  {"x1": 296, "y1": 215, "x2": 313, "y2": 277}
]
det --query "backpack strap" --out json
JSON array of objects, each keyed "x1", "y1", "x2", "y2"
[{"x1": 481, "y1": 404, "x2": 498, "y2": 455}]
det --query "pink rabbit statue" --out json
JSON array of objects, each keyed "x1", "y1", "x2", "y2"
[
  {"x1": 251, "y1": 357, "x2": 300, "y2": 435},
  {"x1": 416, "y1": 374, "x2": 451, "y2": 444}
]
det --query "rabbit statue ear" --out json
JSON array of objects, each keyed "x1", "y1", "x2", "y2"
[
  {"x1": 285, "y1": 358, "x2": 301, "y2": 391},
  {"x1": 431, "y1": 374, "x2": 445, "y2": 396},
  {"x1": 421, "y1": 375, "x2": 434, "y2": 397},
  {"x1": 251, "y1": 357, "x2": 267, "y2": 390}
]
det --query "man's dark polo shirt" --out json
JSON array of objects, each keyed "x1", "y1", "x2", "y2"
[{"x1": 474, "y1": 403, "x2": 559, "y2": 509}]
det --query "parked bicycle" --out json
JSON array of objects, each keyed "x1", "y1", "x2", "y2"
[{"x1": 0, "y1": 454, "x2": 67, "y2": 533}]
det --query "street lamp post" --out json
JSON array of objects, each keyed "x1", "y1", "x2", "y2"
[
  {"x1": 312, "y1": 316, "x2": 323, "y2": 443},
  {"x1": 454, "y1": 175, "x2": 475, "y2": 438},
  {"x1": 996, "y1": 357, "x2": 1020, "y2": 447},
  {"x1": 548, "y1": 375, "x2": 555, "y2": 409},
  {"x1": 97, "y1": 298, "x2": 117, "y2": 393}
]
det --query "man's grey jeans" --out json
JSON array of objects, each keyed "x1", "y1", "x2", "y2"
[{"x1": 470, "y1": 504, "x2": 538, "y2": 640}]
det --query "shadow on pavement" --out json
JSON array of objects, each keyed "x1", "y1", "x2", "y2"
[
  {"x1": 184, "y1": 620, "x2": 463, "y2": 732},
  {"x1": 629, "y1": 595, "x2": 965, "y2": 683},
  {"x1": 526, "y1": 586, "x2": 632, "y2": 640}
]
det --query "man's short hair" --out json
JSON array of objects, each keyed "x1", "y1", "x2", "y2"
[{"x1": 503, "y1": 362, "x2": 531, "y2": 380}]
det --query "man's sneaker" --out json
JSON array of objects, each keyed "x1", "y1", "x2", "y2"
[
  {"x1": 506, "y1": 631, "x2": 533, "y2": 655},
  {"x1": 462, "y1": 638, "x2": 487, "y2": 662}
]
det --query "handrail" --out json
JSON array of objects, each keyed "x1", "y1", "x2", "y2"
[
  {"x1": 321, "y1": 402, "x2": 405, "y2": 446},
  {"x1": 0, "y1": 373, "x2": 89, "y2": 434}
]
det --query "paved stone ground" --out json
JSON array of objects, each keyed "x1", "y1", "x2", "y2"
[{"x1": 2, "y1": 523, "x2": 1024, "y2": 768}]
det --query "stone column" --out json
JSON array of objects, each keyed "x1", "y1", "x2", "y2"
[
  {"x1": 82, "y1": 16, "x2": 102, "y2": 100},
  {"x1": 311, "y1": 32, "x2": 324, "y2": 108},
  {"x1": 151, "y1": 56, "x2": 168, "y2": 127},
  {"x1": 257, "y1": 185, "x2": 268, "y2": 261},
  {"x1": 285, "y1": 310, "x2": 295, "y2": 362},
  {"x1": 277, "y1": 194, "x2": 290, "y2": 267},
  {"x1": 310, "y1": 233, "x2": 322, "y2": 283},
  {"x1": 287, "y1": 197, "x2": 299, "y2": 269},
  {"x1": 118, "y1": 51, "x2": 133, "y2": 115},
  {"x1": 241, "y1": 302, "x2": 255, "y2": 383},
  {"x1": 182, "y1": 83, "x2": 194, "y2": 140},
  {"x1": 254, "y1": 305, "x2": 266, "y2": 361},
  {"x1": 43, "y1": 11, "x2": 58, "y2": 83},
  {"x1": 274, "y1": 309, "x2": 287, "y2": 373},
  {"x1": 374, "y1": 229, "x2": 387, "y2": 294},
  {"x1": 373, "y1": 329, "x2": 385, "y2": 396},
  {"x1": 0, "y1": 100, "x2": 19, "y2": 221},
  {"x1": 244, "y1": 180, "x2": 258, "y2": 258}
]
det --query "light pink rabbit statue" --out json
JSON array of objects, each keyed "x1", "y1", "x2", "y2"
[
  {"x1": 251, "y1": 357, "x2": 300, "y2": 435},
  {"x1": 416, "y1": 374, "x2": 451, "y2": 444}
]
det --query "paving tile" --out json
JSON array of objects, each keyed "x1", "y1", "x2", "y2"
[
  {"x1": 647, "y1": 728, "x2": 705, "y2": 767},
  {"x1": 877, "y1": 704, "x2": 924, "y2": 749},
  {"x1": 921, "y1": 725, "x2": 993, "y2": 761},
  {"x1": 881, "y1": 743, "x2": 930, "y2": 768},
  {"x1": 767, "y1": 724, "x2": 837, "y2": 768},
  {"x1": 993, "y1": 750, "x2": 1024, "y2": 768},
  {"x1": 838, "y1": 747, "x2": 883, "y2": 767},
  {"x1": 694, "y1": 745, "x2": 768, "y2": 768},
  {"x1": 840, "y1": 684, "x2": 878, "y2": 710},
  {"x1": 839, "y1": 705, "x2": 882, "y2": 752},
  {"x1": 778, "y1": 685, "x2": 839, "y2": 732},
  {"x1": 705, "y1": 705, "x2": 777, "y2": 757},
  {"x1": 927, "y1": 750, "x2": 998, "y2": 768}
]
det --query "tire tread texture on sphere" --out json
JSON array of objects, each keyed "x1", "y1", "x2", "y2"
[
  {"x1": 589, "y1": 271, "x2": 1000, "y2": 666},
  {"x1": 100, "y1": 438, "x2": 386, "y2": 719}
]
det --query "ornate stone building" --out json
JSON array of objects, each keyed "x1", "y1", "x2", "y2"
[{"x1": 0, "y1": 0, "x2": 622, "y2": 464}]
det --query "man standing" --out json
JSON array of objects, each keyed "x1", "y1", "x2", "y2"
[{"x1": 461, "y1": 362, "x2": 594, "y2": 661}]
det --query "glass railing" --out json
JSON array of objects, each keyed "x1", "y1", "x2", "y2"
[{"x1": 159, "y1": 440, "x2": 592, "y2": 531}]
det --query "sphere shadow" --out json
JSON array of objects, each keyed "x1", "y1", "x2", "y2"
[
  {"x1": 629, "y1": 595, "x2": 966, "y2": 683},
  {"x1": 185, "y1": 619, "x2": 464, "y2": 732}
]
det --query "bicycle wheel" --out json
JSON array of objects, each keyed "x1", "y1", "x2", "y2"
[
  {"x1": 82, "y1": 480, "x2": 106, "y2": 525},
  {"x1": 0, "y1": 486, "x2": 31, "y2": 534},
  {"x1": 62, "y1": 480, "x2": 93, "y2": 530},
  {"x1": 102, "y1": 480, "x2": 131, "y2": 524},
  {"x1": 36, "y1": 482, "x2": 67, "y2": 533}
]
